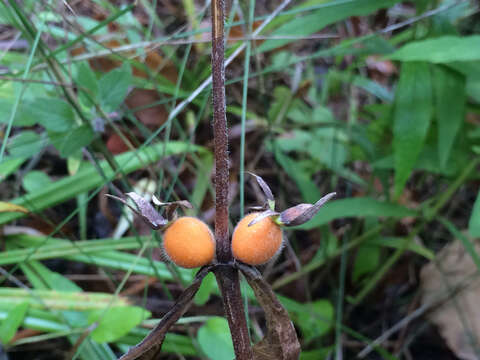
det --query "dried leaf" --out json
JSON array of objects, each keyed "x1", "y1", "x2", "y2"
[
  {"x1": 106, "y1": 193, "x2": 167, "y2": 229},
  {"x1": 279, "y1": 192, "x2": 336, "y2": 226},
  {"x1": 151, "y1": 197, "x2": 193, "y2": 220},
  {"x1": 420, "y1": 238, "x2": 480, "y2": 360},
  {"x1": 248, "y1": 210, "x2": 280, "y2": 227},
  {"x1": 248, "y1": 172, "x2": 274, "y2": 203},
  {"x1": 238, "y1": 264, "x2": 301, "y2": 360},
  {"x1": 119, "y1": 266, "x2": 212, "y2": 360},
  {"x1": 0, "y1": 202, "x2": 28, "y2": 214}
]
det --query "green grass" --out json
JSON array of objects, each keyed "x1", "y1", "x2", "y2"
[{"x1": 0, "y1": 0, "x2": 480, "y2": 359}]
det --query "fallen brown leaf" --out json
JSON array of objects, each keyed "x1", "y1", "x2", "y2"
[{"x1": 420, "y1": 237, "x2": 480, "y2": 360}]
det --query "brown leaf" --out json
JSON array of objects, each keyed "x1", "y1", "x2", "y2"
[
  {"x1": 105, "y1": 193, "x2": 167, "y2": 230},
  {"x1": 119, "y1": 266, "x2": 212, "y2": 360},
  {"x1": 124, "y1": 89, "x2": 168, "y2": 129},
  {"x1": 279, "y1": 192, "x2": 336, "y2": 226},
  {"x1": 420, "y1": 237, "x2": 480, "y2": 360},
  {"x1": 238, "y1": 264, "x2": 300, "y2": 360}
]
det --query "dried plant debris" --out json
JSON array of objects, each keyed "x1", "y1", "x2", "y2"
[
  {"x1": 247, "y1": 173, "x2": 336, "y2": 228},
  {"x1": 278, "y1": 192, "x2": 337, "y2": 227},
  {"x1": 119, "y1": 266, "x2": 212, "y2": 360},
  {"x1": 239, "y1": 263, "x2": 301, "y2": 360},
  {"x1": 420, "y1": 237, "x2": 480, "y2": 360},
  {"x1": 106, "y1": 193, "x2": 194, "y2": 229}
]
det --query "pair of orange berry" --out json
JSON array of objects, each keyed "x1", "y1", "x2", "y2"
[{"x1": 163, "y1": 213, "x2": 282, "y2": 268}]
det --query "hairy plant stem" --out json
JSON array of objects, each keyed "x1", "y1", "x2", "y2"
[{"x1": 211, "y1": 1, "x2": 253, "y2": 359}]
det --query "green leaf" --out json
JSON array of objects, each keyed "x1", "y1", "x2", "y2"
[
  {"x1": 0, "y1": 301, "x2": 29, "y2": 344},
  {"x1": 300, "y1": 348, "x2": 333, "y2": 360},
  {"x1": 76, "y1": 62, "x2": 99, "y2": 106},
  {"x1": 32, "y1": 98, "x2": 76, "y2": 132},
  {"x1": 432, "y1": 66, "x2": 466, "y2": 170},
  {"x1": 393, "y1": 62, "x2": 433, "y2": 198},
  {"x1": 389, "y1": 35, "x2": 480, "y2": 63},
  {"x1": 99, "y1": 63, "x2": 132, "y2": 112},
  {"x1": 296, "y1": 197, "x2": 416, "y2": 230},
  {"x1": 0, "y1": 98, "x2": 37, "y2": 126},
  {"x1": 259, "y1": 0, "x2": 401, "y2": 53},
  {"x1": 353, "y1": 244, "x2": 380, "y2": 282},
  {"x1": 0, "y1": 142, "x2": 205, "y2": 225},
  {"x1": 23, "y1": 171, "x2": 52, "y2": 193},
  {"x1": 89, "y1": 306, "x2": 150, "y2": 343},
  {"x1": 366, "y1": 237, "x2": 434, "y2": 260},
  {"x1": 49, "y1": 125, "x2": 95, "y2": 157},
  {"x1": 296, "y1": 300, "x2": 334, "y2": 341},
  {"x1": 194, "y1": 272, "x2": 215, "y2": 306},
  {"x1": 273, "y1": 147, "x2": 321, "y2": 203},
  {"x1": 0, "y1": 157, "x2": 25, "y2": 181},
  {"x1": 8, "y1": 131, "x2": 45, "y2": 158},
  {"x1": 469, "y1": 190, "x2": 480, "y2": 238},
  {"x1": 197, "y1": 317, "x2": 234, "y2": 360}
]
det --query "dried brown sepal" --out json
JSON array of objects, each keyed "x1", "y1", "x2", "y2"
[
  {"x1": 248, "y1": 172, "x2": 275, "y2": 204},
  {"x1": 151, "y1": 196, "x2": 193, "y2": 209},
  {"x1": 151, "y1": 197, "x2": 193, "y2": 220},
  {"x1": 279, "y1": 192, "x2": 336, "y2": 227},
  {"x1": 248, "y1": 205, "x2": 269, "y2": 212},
  {"x1": 248, "y1": 209, "x2": 280, "y2": 227},
  {"x1": 119, "y1": 265, "x2": 213, "y2": 360},
  {"x1": 105, "y1": 193, "x2": 167, "y2": 230},
  {"x1": 237, "y1": 263, "x2": 301, "y2": 360}
]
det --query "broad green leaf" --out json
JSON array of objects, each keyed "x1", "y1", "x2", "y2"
[
  {"x1": 23, "y1": 171, "x2": 52, "y2": 193},
  {"x1": 432, "y1": 66, "x2": 466, "y2": 170},
  {"x1": 389, "y1": 36, "x2": 480, "y2": 63},
  {"x1": 0, "y1": 98, "x2": 37, "y2": 126},
  {"x1": 296, "y1": 197, "x2": 416, "y2": 230},
  {"x1": 0, "y1": 302, "x2": 29, "y2": 344},
  {"x1": 33, "y1": 98, "x2": 76, "y2": 132},
  {"x1": 89, "y1": 306, "x2": 150, "y2": 343},
  {"x1": 197, "y1": 317, "x2": 234, "y2": 360},
  {"x1": 99, "y1": 63, "x2": 132, "y2": 112},
  {"x1": 393, "y1": 62, "x2": 433, "y2": 198},
  {"x1": 296, "y1": 300, "x2": 334, "y2": 341},
  {"x1": 469, "y1": 191, "x2": 480, "y2": 238},
  {"x1": 259, "y1": 0, "x2": 401, "y2": 53},
  {"x1": 49, "y1": 125, "x2": 95, "y2": 157},
  {"x1": 7, "y1": 131, "x2": 45, "y2": 158},
  {"x1": 76, "y1": 61, "x2": 99, "y2": 105},
  {"x1": 0, "y1": 157, "x2": 25, "y2": 181}
]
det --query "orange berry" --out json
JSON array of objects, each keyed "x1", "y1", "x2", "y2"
[
  {"x1": 163, "y1": 217, "x2": 215, "y2": 269},
  {"x1": 232, "y1": 213, "x2": 283, "y2": 265}
]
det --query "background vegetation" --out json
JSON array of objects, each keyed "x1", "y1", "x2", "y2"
[{"x1": 0, "y1": 0, "x2": 479, "y2": 359}]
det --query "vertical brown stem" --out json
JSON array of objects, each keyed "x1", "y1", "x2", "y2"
[
  {"x1": 211, "y1": 0, "x2": 230, "y2": 263},
  {"x1": 210, "y1": 1, "x2": 253, "y2": 359}
]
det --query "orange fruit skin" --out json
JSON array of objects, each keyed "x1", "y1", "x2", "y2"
[
  {"x1": 163, "y1": 217, "x2": 215, "y2": 269},
  {"x1": 232, "y1": 213, "x2": 283, "y2": 265}
]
